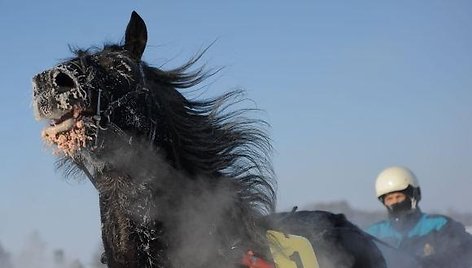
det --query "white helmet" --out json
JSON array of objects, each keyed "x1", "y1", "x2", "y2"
[{"x1": 375, "y1": 166, "x2": 421, "y2": 202}]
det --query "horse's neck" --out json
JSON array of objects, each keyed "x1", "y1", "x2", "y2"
[
  {"x1": 87, "y1": 143, "x2": 258, "y2": 267},
  {"x1": 95, "y1": 159, "x2": 172, "y2": 268},
  {"x1": 73, "y1": 133, "x2": 173, "y2": 267}
]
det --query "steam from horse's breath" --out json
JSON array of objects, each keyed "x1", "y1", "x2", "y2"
[{"x1": 96, "y1": 137, "x2": 246, "y2": 267}]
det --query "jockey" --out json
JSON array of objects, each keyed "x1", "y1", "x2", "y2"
[{"x1": 366, "y1": 166, "x2": 472, "y2": 268}]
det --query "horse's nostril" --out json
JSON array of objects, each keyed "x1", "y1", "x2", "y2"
[{"x1": 54, "y1": 72, "x2": 75, "y2": 93}]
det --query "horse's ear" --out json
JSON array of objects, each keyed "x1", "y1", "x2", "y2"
[{"x1": 124, "y1": 11, "x2": 148, "y2": 61}]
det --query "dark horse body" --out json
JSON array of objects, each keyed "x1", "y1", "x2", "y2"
[{"x1": 32, "y1": 12, "x2": 385, "y2": 268}]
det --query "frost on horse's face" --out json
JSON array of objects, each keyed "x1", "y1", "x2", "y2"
[{"x1": 32, "y1": 13, "x2": 150, "y2": 157}]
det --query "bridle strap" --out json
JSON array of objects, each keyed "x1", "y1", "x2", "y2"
[{"x1": 91, "y1": 61, "x2": 159, "y2": 149}]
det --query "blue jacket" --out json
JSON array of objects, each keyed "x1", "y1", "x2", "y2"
[{"x1": 366, "y1": 210, "x2": 472, "y2": 268}]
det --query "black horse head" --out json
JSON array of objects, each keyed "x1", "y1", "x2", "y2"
[{"x1": 33, "y1": 12, "x2": 152, "y2": 155}]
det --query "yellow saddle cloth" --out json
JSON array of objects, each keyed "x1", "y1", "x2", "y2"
[{"x1": 267, "y1": 230, "x2": 320, "y2": 268}]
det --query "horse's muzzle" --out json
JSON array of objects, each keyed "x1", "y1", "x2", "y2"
[{"x1": 32, "y1": 68, "x2": 80, "y2": 120}]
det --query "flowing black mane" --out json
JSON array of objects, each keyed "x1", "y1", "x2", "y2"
[{"x1": 139, "y1": 53, "x2": 276, "y2": 214}]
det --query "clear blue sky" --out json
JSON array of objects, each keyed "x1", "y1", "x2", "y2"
[{"x1": 1, "y1": 0, "x2": 471, "y2": 264}]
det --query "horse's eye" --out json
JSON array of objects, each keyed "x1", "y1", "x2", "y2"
[{"x1": 98, "y1": 57, "x2": 114, "y2": 68}]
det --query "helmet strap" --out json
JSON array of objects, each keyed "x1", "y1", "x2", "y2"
[{"x1": 411, "y1": 197, "x2": 418, "y2": 209}]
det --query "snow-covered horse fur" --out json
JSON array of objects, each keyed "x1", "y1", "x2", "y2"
[{"x1": 32, "y1": 11, "x2": 385, "y2": 268}]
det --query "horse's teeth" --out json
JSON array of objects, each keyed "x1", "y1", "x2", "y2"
[{"x1": 42, "y1": 118, "x2": 75, "y2": 137}]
